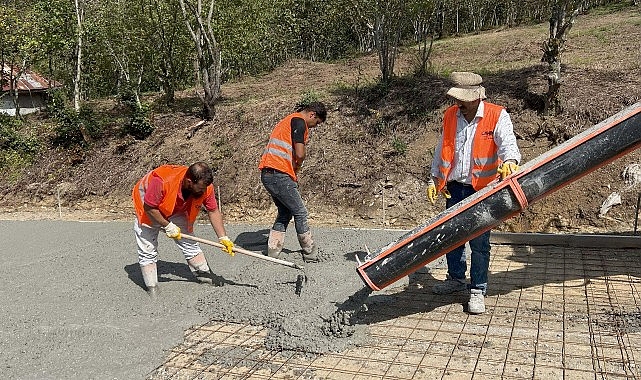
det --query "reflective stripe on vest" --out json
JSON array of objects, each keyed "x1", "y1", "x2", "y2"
[
  {"x1": 438, "y1": 103, "x2": 503, "y2": 191},
  {"x1": 263, "y1": 137, "x2": 293, "y2": 160},
  {"x1": 258, "y1": 112, "x2": 309, "y2": 181}
]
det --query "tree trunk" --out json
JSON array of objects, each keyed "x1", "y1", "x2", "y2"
[
  {"x1": 9, "y1": 64, "x2": 22, "y2": 118},
  {"x1": 374, "y1": 14, "x2": 390, "y2": 82},
  {"x1": 541, "y1": 1, "x2": 580, "y2": 116},
  {"x1": 179, "y1": 0, "x2": 221, "y2": 120},
  {"x1": 373, "y1": 0, "x2": 404, "y2": 83},
  {"x1": 74, "y1": 0, "x2": 92, "y2": 144},
  {"x1": 413, "y1": 3, "x2": 438, "y2": 77},
  {"x1": 416, "y1": 33, "x2": 435, "y2": 77},
  {"x1": 453, "y1": 4, "x2": 459, "y2": 34},
  {"x1": 73, "y1": 0, "x2": 82, "y2": 113},
  {"x1": 159, "y1": 61, "x2": 176, "y2": 105}
]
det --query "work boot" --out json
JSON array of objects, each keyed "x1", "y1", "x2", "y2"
[
  {"x1": 140, "y1": 263, "x2": 159, "y2": 299},
  {"x1": 187, "y1": 252, "x2": 220, "y2": 285},
  {"x1": 146, "y1": 285, "x2": 160, "y2": 300},
  {"x1": 297, "y1": 231, "x2": 319, "y2": 263},
  {"x1": 468, "y1": 289, "x2": 486, "y2": 314},
  {"x1": 267, "y1": 229, "x2": 285, "y2": 259},
  {"x1": 432, "y1": 275, "x2": 467, "y2": 294}
]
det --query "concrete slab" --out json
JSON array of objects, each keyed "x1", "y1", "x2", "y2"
[
  {"x1": 492, "y1": 232, "x2": 641, "y2": 248},
  {"x1": 2, "y1": 219, "x2": 640, "y2": 379},
  {"x1": 148, "y1": 237, "x2": 641, "y2": 379}
]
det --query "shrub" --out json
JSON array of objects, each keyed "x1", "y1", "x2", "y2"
[
  {"x1": 50, "y1": 106, "x2": 100, "y2": 148},
  {"x1": 124, "y1": 103, "x2": 154, "y2": 140},
  {"x1": 297, "y1": 90, "x2": 322, "y2": 108},
  {"x1": 391, "y1": 137, "x2": 407, "y2": 155},
  {"x1": 48, "y1": 89, "x2": 101, "y2": 148},
  {"x1": 0, "y1": 114, "x2": 39, "y2": 171},
  {"x1": 118, "y1": 87, "x2": 154, "y2": 140}
]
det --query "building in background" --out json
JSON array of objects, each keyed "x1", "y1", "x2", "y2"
[{"x1": 1, "y1": 65, "x2": 62, "y2": 116}]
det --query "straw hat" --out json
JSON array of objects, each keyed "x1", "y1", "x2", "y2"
[{"x1": 446, "y1": 72, "x2": 486, "y2": 102}]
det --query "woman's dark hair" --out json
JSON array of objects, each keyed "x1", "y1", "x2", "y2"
[{"x1": 296, "y1": 101, "x2": 327, "y2": 122}]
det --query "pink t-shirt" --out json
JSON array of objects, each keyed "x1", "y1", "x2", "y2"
[{"x1": 143, "y1": 174, "x2": 218, "y2": 216}]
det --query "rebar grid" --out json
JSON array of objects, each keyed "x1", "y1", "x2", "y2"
[{"x1": 148, "y1": 245, "x2": 641, "y2": 380}]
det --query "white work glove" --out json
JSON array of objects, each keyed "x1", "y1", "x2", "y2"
[
  {"x1": 219, "y1": 236, "x2": 235, "y2": 257},
  {"x1": 497, "y1": 160, "x2": 519, "y2": 180},
  {"x1": 164, "y1": 222, "x2": 181, "y2": 239}
]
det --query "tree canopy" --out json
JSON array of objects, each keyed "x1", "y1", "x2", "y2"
[{"x1": 0, "y1": 0, "x2": 625, "y2": 112}]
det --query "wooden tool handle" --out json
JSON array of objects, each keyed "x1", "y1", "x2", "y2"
[{"x1": 180, "y1": 233, "x2": 304, "y2": 270}]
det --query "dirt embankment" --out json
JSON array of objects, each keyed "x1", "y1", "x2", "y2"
[{"x1": 1, "y1": 7, "x2": 641, "y2": 235}]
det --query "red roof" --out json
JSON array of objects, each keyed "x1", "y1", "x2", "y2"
[{"x1": 1, "y1": 65, "x2": 62, "y2": 92}]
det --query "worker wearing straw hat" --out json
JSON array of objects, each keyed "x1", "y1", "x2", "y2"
[{"x1": 427, "y1": 72, "x2": 521, "y2": 314}]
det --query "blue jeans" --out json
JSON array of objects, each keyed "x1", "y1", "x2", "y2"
[
  {"x1": 445, "y1": 182, "x2": 491, "y2": 294},
  {"x1": 261, "y1": 169, "x2": 310, "y2": 234}
]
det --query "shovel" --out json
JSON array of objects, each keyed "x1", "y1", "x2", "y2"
[{"x1": 180, "y1": 233, "x2": 305, "y2": 270}]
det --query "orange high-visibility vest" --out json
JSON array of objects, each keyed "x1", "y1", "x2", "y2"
[
  {"x1": 258, "y1": 113, "x2": 309, "y2": 182},
  {"x1": 438, "y1": 102, "x2": 503, "y2": 191},
  {"x1": 132, "y1": 165, "x2": 212, "y2": 226}
]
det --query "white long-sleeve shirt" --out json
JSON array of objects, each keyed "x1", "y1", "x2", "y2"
[{"x1": 430, "y1": 101, "x2": 521, "y2": 184}]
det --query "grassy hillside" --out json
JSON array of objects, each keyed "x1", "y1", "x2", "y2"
[{"x1": 1, "y1": 5, "x2": 640, "y2": 234}]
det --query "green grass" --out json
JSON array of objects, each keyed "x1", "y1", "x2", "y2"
[
  {"x1": 573, "y1": 24, "x2": 615, "y2": 43},
  {"x1": 589, "y1": 2, "x2": 633, "y2": 16},
  {"x1": 409, "y1": 4, "x2": 640, "y2": 75},
  {"x1": 0, "y1": 150, "x2": 35, "y2": 183}
]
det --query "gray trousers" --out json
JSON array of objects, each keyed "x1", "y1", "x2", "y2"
[{"x1": 260, "y1": 169, "x2": 309, "y2": 234}]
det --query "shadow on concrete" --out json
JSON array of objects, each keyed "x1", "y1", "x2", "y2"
[
  {"x1": 354, "y1": 272, "x2": 464, "y2": 325},
  {"x1": 353, "y1": 243, "x2": 641, "y2": 325},
  {"x1": 235, "y1": 228, "x2": 300, "y2": 257},
  {"x1": 234, "y1": 229, "x2": 270, "y2": 251},
  {"x1": 125, "y1": 260, "x2": 257, "y2": 289},
  {"x1": 125, "y1": 260, "x2": 196, "y2": 290},
  {"x1": 345, "y1": 250, "x2": 368, "y2": 263},
  {"x1": 492, "y1": 244, "x2": 641, "y2": 295}
]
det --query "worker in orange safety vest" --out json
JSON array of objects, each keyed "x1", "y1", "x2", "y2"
[
  {"x1": 258, "y1": 102, "x2": 327, "y2": 262},
  {"x1": 426, "y1": 72, "x2": 521, "y2": 314},
  {"x1": 132, "y1": 162, "x2": 234, "y2": 298}
]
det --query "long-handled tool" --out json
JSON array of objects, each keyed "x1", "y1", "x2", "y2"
[{"x1": 180, "y1": 233, "x2": 305, "y2": 271}]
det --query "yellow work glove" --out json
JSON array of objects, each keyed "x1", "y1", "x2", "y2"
[
  {"x1": 219, "y1": 236, "x2": 235, "y2": 257},
  {"x1": 442, "y1": 187, "x2": 452, "y2": 200},
  {"x1": 426, "y1": 178, "x2": 451, "y2": 205},
  {"x1": 497, "y1": 161, "x2": 520, "y2": 180},
  {"x1": 426, "y1": 178, "x2": 438, "y2": 204},
  {"x1": 164, "y1": 222, "x2": 181, "y2": 239}
]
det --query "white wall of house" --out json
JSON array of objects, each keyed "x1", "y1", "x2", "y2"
[{"x1": 0, "y1": 92, "x2": 45, "y2": 116}]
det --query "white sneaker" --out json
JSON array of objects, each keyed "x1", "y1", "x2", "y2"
[
  {"x1": 468, "y1": 289, "x2": 486, "y2": 314},
  {"x1": 432, "y1": 276, "x2": 467, "y2": 294}
]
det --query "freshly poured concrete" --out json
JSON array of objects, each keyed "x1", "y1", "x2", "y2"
[
  {"x1": 0, "y1": 220, "x2": 401, "y2": 379},
  {"x1": 4, "y1": 220, "x2": 641, "y2": 379}
]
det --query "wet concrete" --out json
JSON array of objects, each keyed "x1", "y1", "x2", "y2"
[{"x1": 0, "y1": 220, "x2": 403, "y2": 379}]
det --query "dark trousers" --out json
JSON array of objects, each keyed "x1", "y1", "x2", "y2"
[
  {"x1": 444, "y1": 181, "x2": 491, "y2": 294},
  {"x1": 261, "y1": 169, "x2": 309, "y2": 234}
]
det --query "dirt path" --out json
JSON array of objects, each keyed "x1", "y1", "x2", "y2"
[{"x1": 0, "y1": 220, "x2": 403, "y2": 379}]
